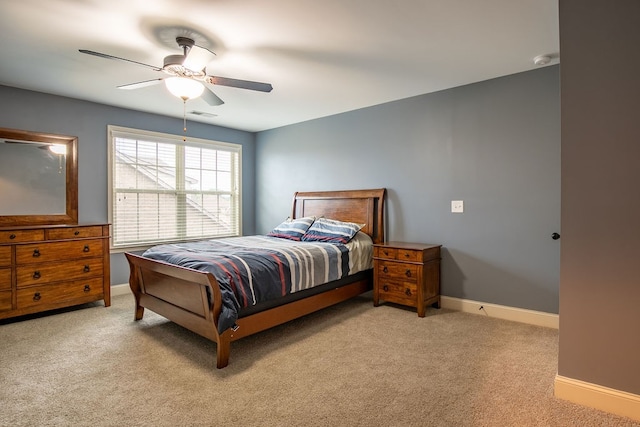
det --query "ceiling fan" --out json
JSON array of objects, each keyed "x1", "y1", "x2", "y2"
[{"x1": 79, "y1": 36, "x2": 273, "y2": 106}]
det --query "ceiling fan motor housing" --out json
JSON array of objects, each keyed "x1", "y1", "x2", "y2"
[
  {"x1": 163, "y1": 54, "x2": 205, "y2": 78},
  {"x1": 162, "y1": 37, "x2": 205, "y2": 78},
  {"x1": 163, "y1": 54, "x2": 187, "y2": 69}
]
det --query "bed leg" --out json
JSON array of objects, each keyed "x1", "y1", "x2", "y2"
[
  {"x1": 130, "y1": 290, "x2": 145, "y2": 320},
  {"x1": 134, "y1": 305, "x2": 145, "y2": 321},
  {"x1": 216, "y1": 331, "x2": 231, "y2": 369}
]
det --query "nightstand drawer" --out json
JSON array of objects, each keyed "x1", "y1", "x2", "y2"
[
  {"x1": 378, "y1": 280, "x2": 418, "y2": 306},
  {"x1": 374, "y1": 247, "x2": 397, "y2": 260},
  {"x1": 377, "y1": 260, "x2": 419, "y2": 282},
  {"x1": 396, "y1": 249, "x2": 421, "y2": 262}
]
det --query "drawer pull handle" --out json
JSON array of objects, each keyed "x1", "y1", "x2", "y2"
[
  {"x1": 83, "y1": 284, "x2": 91, "y2": 293},
  {"x1": 83, "y1": 265, "x2": 90, "y2": 273},
  {"x1": 383, "y1": 250, "x2": 389, "y2": 256},
  {"x1": 33, "y1": 292, "x2": 41, "y2": 301},
  {"x1": 33, "y1": 249, "x2": 40, "y2": 257},
  {"x1": 405, "y1": 288, "x2": 412, "y2": 297},
  {"x1": 405, "y1": 269, "x2": 412, "y2": 278},
  {"x1": 10, "y1": 234, "x2": 16, "y2": 239},
  {"x1": 404, "y1": 253, "x2": 410, "y2": 258},
  {"x1": 382, "y1": 266, "x2": 388, "y2": 273},
  {"x1": 83, "y1": 245, "x2": 90, "y2": 252},
  {"x1": 33, "y1": 271, "x2": 41, "y2": 279},
  {"x1": 383, "y1": 285, "x2": 389, "y2": 292},
  {"x1": 74, "y1": 231, "x2": 80, "y2": 236}
]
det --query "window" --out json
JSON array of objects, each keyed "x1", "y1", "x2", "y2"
[{"x1": 108, "y1": 126, "x2": 241, "y2": 250}]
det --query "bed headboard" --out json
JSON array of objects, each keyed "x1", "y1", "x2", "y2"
[{"x1": 291, "y1": 188, "x2": 386, "y2": 244}]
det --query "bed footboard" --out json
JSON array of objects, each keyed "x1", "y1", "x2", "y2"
[
  {"x1": 126, "y1": 252, "x2": 372, "y2": 369},
  {"x1": 125, "y1": 253, "x2": 231, "y2": 368}
]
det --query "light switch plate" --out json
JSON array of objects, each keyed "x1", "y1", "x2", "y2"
[{"x1": 451, "y1": 200, "x2": 464, "y2": 213}]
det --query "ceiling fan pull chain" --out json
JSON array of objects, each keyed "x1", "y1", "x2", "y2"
[{"x1": 182, "y1": 98, "x2": 187, "y2": 142}]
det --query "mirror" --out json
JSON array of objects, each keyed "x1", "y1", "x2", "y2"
[{"x1": 0, "y1": 127, "x2": 78, "y2": 226}]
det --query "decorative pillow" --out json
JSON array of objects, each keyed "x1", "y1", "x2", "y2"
[
  {"x1": 301, "y1": 217, "x2": 364, "y2": 244},
  {"x1": 267, "y1": 216, "x2": 316, "y2": 241}
]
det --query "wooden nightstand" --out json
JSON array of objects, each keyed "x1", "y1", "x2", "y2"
[{"x1": 373, "y1": 242, "x2": 442, "y2": 317}]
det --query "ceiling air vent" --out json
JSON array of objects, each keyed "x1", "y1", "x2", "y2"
[{"x1": 188, "y1": 111, "x2": 218, "y2": 118}]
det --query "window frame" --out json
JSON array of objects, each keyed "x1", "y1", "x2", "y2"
[{"x1": 107, "y1": 125, "x2": 242, "y2": 252}]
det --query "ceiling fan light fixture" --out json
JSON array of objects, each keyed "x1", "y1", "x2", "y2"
[{"x1": 165, "y1": 77, "x2": 205, "y2": 100}]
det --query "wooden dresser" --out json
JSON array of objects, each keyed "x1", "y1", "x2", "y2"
[
  {"x1": 373, "y1": 242, "x2": 441, "y2": 317},
  {"x1": 0, "y1": 224, "x2": 110, "y2": 320}
]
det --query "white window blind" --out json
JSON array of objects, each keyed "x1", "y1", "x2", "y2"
[{"x1": 108, "y1": 126, "x2": 241, "y2": 250}]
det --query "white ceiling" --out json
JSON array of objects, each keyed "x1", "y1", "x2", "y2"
[{"x1": 0, "y1": 0, "x2": 558, "y2": 133}]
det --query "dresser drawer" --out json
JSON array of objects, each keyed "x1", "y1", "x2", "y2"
[
  {"x1": 46, "y1": 226, "x2": 105, "y2": 240},
  {"x1": 0, "y1": 229, "x2": 44, "y2": 244},
  {"x1": 376, "y1": 260, "x2": 419, "y2": 282},
  {"x1": 0, "y1": 246, "x2": 10, "y2": 266},
  {"x1": 0, "y1": 290, "x2": 11, "y2": 311},
  {"x1": 16, "y1": 239, "x2": 104, "y2": 264},
  {"x1": 0, "y1": 267, "x2": 10, "y2": 290},
  {"x1": 16, "y1": 258, "x2": 104, "y2": 287},
  {"x1": 377, "y1": 280, "x2": 418, "y2": 306},
  {"x1": 16, "y1": 277, "x2": 103, "y2": 309}
]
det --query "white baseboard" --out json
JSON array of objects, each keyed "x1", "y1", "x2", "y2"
[
  {"x1": 111, "y1": 283, "x2": 131, "y2": 297},
  {"x1": 440, "y1": 296, "x2": 559, "y2": 329},
  {"x1": 555, "y1": 375, "x2": 640, "y2": 422}
]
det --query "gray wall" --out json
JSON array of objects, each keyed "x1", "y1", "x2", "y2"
[
  {"x1": 256, "y1": 66, "x2": 561, "y2": 314},
  {"x1": 0, "y1": 85, "x2": 256, "y2": 285},
  {"x1": 559, "y1": 0, "x2": 640, "y2": 394}
]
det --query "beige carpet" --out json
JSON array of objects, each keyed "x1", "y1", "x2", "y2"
[{"x1": 1, "y1": 293, "x2": 638, "y2": 427}]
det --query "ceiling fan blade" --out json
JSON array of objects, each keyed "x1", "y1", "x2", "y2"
[
  {"x1": 205, "y1": 75, "x2": 273, "y2": 92},
  {"x1": 117, "y1": 79, "x2": 164, "y2": 90},
  {"x1": 183, "y1": 45, "x2": 216, "y2": 72},
  {"x1": 79, "y1": 49, "x2": 162, "y2": 72},
  {"x1": 201, "y1": 87, "x2": 225, "y2": 106}
]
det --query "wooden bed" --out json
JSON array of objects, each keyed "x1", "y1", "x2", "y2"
[{"x1": 125, "y1": 188, "x2": 386, "y2": 368}]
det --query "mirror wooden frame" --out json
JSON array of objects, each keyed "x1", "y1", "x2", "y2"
[{"x1": 0, "y1": 127, "x2": 78, "y2": 227}]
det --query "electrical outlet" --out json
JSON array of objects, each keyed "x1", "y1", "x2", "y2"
[{"x1": 451, "y1": 200, "x2": 464, "y2": 213}]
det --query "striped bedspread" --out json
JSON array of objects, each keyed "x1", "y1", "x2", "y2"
[{"x1": 142, "y1": 234, "x2": 372, "y2": 332}]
